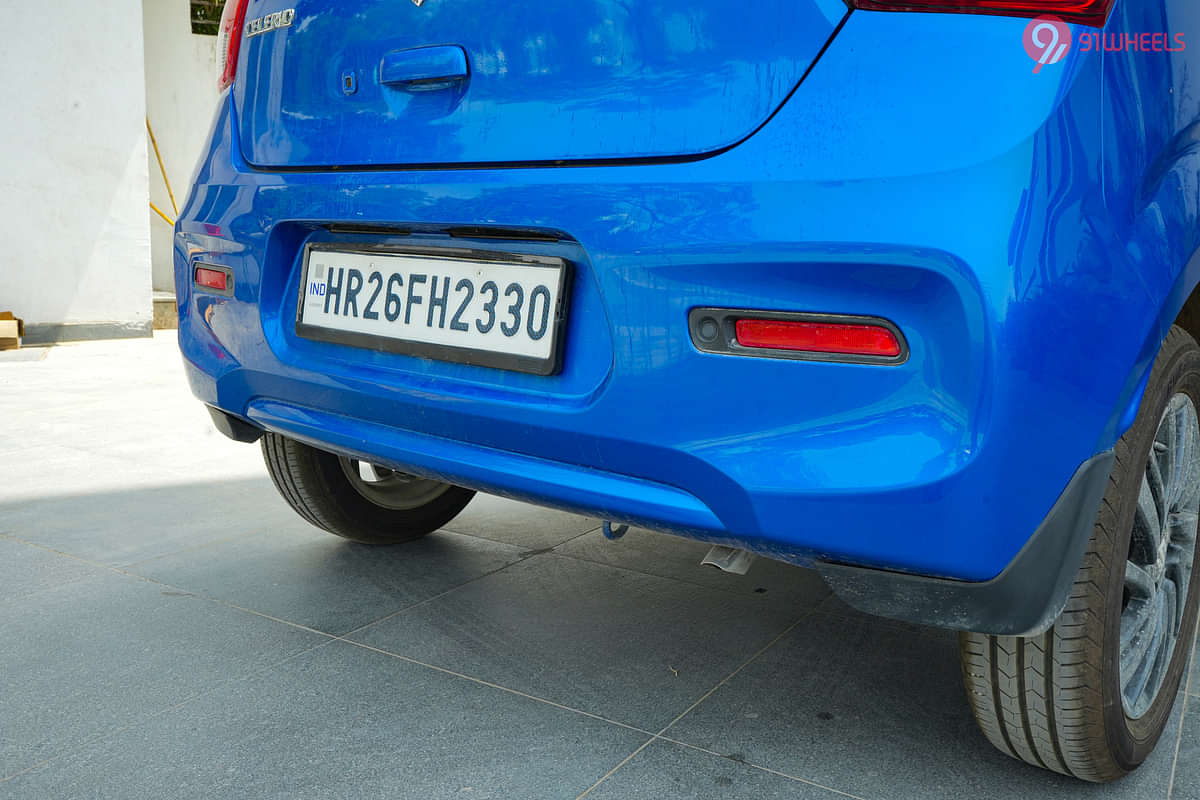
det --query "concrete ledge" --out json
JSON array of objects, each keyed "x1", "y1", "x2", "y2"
[
  {"x1": 24, "y1": 321, "x2": 153, "y2": 345},
  {"x1": 153, "y1": 291, "x2": 178, "y2": 330}
]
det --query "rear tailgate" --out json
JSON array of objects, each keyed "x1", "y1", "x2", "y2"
[{"x1": 233, "y1": 0, "x2": 844, "y2": 168}]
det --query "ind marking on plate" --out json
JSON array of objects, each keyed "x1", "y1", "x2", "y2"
[{"x1": 301, "y1": 250, "x2": 564, "y2": 366}]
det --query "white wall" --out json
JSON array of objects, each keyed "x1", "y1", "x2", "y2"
[
  {"x1": 143, "y1": 0, "x2": 222, "y2": 292},
  {"x1": 0, "y1": 0, "x2": 153, "y2": 337}
]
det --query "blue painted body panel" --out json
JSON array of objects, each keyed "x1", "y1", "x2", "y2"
[
  {"x1": 177, "y1": 3, "x2": 1200, "y2": 583},
  {"x1": 234, "y1": 0, "x2": 846, "y2": 167}
]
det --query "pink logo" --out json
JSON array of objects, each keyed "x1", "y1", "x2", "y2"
[{"x1": 1023, "y1": 16, "x2": 1072, "y2": 74}]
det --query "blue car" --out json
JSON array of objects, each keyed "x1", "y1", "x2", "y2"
[{"x1": 177, "y1": 0, "x2": 1200, "y2": 781}]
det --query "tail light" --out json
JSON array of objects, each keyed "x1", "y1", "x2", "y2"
[
  {"x1": 735, "y1": 319, "x2": 903, "y2": 358},
  {"x1": 195, "y1": 265, "x2": 234, "y2": 294},
  {"x1": 217, "y1": 0, "x2": 251, "y2": 91},
  {"x1": 845, "y1": 0, "x2": 1115, "y2": 27},
  {"x1": 689, "y1": 308, "x2": 908, "y2": 364}
]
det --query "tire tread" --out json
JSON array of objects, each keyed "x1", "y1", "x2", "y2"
[
  {"x1": 960, "y1": 325, "x2": 1200, "y2": 783},
  {"x1": 259, "y1": 433, "x2": 475, "y2": 544}
]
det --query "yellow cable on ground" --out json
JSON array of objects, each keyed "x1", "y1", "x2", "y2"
[{"x1": 146, "y1": 117, "x2": 179, "y2": 217}]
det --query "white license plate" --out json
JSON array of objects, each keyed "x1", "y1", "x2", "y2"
[{"x1": 297, "y1": 246, "x2": 569, "y2": 375}]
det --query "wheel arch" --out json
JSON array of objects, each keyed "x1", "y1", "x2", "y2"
[
  {"x1": 1173, "y1": 278, "x2": 1200, "y2": 347},
  {"x1": 1109, "y1": 248, "x2": 1200, "y2": 450}
]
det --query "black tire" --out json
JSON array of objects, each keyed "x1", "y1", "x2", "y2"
[
  {"x1": 960, "y1": 325, "x2": 1200, "y2": 781},
  {"x1": 261, "y1": 432, "x2": 475, "y2": 545}
]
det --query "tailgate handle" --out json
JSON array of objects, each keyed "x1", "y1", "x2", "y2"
[{"x1": 379, "y1": 45, "x2": 469, "y2": 91}]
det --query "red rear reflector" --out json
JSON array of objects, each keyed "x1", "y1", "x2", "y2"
[
  {"x1": 846, "y1": 0, "x2": 1114, "y2": 27},
  {"x1": 735, "y1": 319, "x2": 902, "y2": 358},
  {"x1": 217, "y1": 0, "x2": 251, "y2": 91},
  {"x1": 195, "y1": 267, "x2": 229, "y2": 292}
]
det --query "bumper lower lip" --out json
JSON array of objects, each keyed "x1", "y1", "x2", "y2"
[
  {"x1": 816, "y1": 450, "x2": 1115, "y2": 636},
  {"x1": 210, "y1": 396, "x2": 1114, "y2": 635},
  {"x1": 206, "y1": 405, "x2": 263, "y2": 443},
  {"x1": 243, "y1": 398, "x2": 726, "y2": 538}
]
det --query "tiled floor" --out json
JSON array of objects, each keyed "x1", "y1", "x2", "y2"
[{"x1": 0, "y1": 334, "x2": 1196, "y2": 799}]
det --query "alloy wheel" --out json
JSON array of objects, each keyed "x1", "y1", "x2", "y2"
[
  {"x1": 337, "y1": 457, "x2": 453, "y2": 511},
  {"x1": 1120, "y1": 392, "x2": 1200, "y2": 719}
]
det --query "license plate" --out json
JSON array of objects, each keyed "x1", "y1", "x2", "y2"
[{"x1": 296, "y1": 245, "x2": 570, "y2": 375}]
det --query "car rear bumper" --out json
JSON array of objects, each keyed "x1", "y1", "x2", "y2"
[
  {"x1": 206, "y1": 390, "x2": 1114, "y2": 636},
  {"x1": 817, "y1": 450, "x2": 1114, "y2": 636},
  {"x1": 176, "y1": 10, "x2": 1167, "y2": 632}
]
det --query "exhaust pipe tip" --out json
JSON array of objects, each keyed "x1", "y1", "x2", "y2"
[{"x1": 701, "y1": 545, "x2": 757, "y2": 575}]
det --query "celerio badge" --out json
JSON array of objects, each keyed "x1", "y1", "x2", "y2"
[{"x1": 245, "y1": 9, "x2": 296, "y2": 38}]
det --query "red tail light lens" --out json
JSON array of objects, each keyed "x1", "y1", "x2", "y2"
[
  {"x1": 217, "y1": 0, "x2": 251, "y2": 91},
  {"x1": 845, "y1": 0, "x2": 1115, "y2": 27},
  {"x1": 195, "y1": 266, "x2": 230, "y2": 292},
  {"x1": 735, "y1": 319, "x2": 903, "y2": 358}
]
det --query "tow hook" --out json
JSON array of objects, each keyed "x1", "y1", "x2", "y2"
[{"x1": 602, "y1": 521, "x2": 630, "y2": 540}]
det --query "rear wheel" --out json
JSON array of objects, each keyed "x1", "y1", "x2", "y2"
[
  {"x1": 960, "y1": 325, "x2": 1200, "y2": 781},
  {"x1": 261, "y1": 432, "x2": 475, "y2": 544}
]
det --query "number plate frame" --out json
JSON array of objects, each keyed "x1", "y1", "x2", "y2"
[{"x1": 295, "y1": 243, "x2": 572, "y2": 376}]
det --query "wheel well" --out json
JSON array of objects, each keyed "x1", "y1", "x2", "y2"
[{"x1": 1176, "y1": 282, "x2": 1200, "y2": 343}]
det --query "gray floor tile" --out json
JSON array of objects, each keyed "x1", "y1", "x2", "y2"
[
  {"x1": 130, "y1": 527, "x2": 529, "y2": 635},
  {"x1": 1173, "y1": 699, "x2": 1200, "y2": 800},
  {"x1": 0, "y1": 537, "x2": 99, "y2": 602},
  {"x1": 667, "y1": 613, "x2": 1179, "y2": 800},
  {"x1": 586, "y1": 739, "x2": 845, "y2": 799},
  {"x1": 812, "y1": 592, "x2": 960, "y2": 639},
  {"x1": 0, "y1": 347, "x2": 49, "y2": 363},
  {"x1": 1, "y1": 640, "x2": 648, "y2": 800},
  {"x1": 0, "y1": 476, "x2": 289, "y2": 567},
  {"x1": 349, "y1": 554, "x2": 799, "y2": 731},
  {"x1": 556, "y1": 526, "x2": 831, "y2": 610},
  {"x1": 443, "y1": 492, "x2": 601, "y2": 551},
  {"x1": 0, "y1": 444, "x2": 174, "y2": 501},
  {"x1": 0, "y1": 570, "x2": 324, "y2": 780},
  {"x1": 1190, "y1": 629, "x2": 1199, "y2": 697}
]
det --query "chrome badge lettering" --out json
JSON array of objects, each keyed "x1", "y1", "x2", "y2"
[{"x1": 245, "y1": 9, "x2": 296, "y2": 38}]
